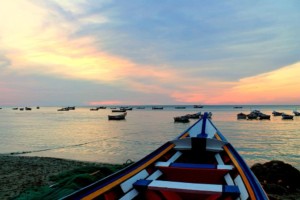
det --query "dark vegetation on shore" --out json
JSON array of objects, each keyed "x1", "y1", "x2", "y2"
[{"x1": 0, "y1": 156, "x2": 299, "y2": 200}]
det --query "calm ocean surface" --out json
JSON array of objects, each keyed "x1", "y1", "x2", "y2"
[{"x1": 0, "y1": 105, "x2": 299, "y2": 169}]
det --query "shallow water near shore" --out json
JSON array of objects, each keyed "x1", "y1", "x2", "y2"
[{"x1": 0, "y1": 105, "x2": 299, "y2": 169}]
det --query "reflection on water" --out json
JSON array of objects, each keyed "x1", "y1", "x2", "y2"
[{"x1": 0, "y1": 105, "x2": 299, "y2": 169}]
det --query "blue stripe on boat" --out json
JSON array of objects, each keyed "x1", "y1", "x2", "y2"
[{"x1": 170, "y1": 163, "x2": 216, "y2": 169}]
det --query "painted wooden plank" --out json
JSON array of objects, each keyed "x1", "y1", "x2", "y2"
[
  {"x1": 154, "y1": 151, "x2": 182, "y2": 167},
  {"x1": 170, "y1": 163, "x2": 216, "y2": 169},
  {"x1": 224, "y1": 173, "x2": 235, "y2": 186},
  {"x1": 120, "y1": 169, "x2": 149, "y2": 193},
  {"x1": 217, "y1": 165, "x2": 234, "y2": 170},
  {"x1": 167, "y1": 151, "x2": 182, "y2": 163},
  {"x1": 146, "y1": 170, "x2": 162, "y2": 180},
  {"x1": 149, "y1": 180, "x2": 222, "y2": 192},
  {"x1": 234, "y1": 175, "x2": 249, "y2": 200},
  {"x1": 119, "y1": 189, "x2": 138, "y2": 200},
  {"x1": 215, "y1": 153, "x2": 225, "y2": 165},
  {"x1": 134, "y1": 180, "x2": 240, "y2": 196},
  {"x1": 155, "y1": 161, "x2": 171, "y2": 167}
]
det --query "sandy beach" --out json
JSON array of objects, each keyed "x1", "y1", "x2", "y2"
[{"x1": 0, "y1": 155, "x2": 123, "y2": 199}]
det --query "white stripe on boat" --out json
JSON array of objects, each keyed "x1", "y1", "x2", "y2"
[
  {"x1": 166, "y1": 151, "x2": 182, "y2": 162},
  {"x1": 224, "y1": 173, "x2": 235, "y2": 186},
  {"x1": 146, "y1": 170, "x2": 163, "y2": 180},
  {"x1": 120, "y1": 169, "x2": 149, "y2": 193},
  {"x1": 234, "y1": 175, "x2": 249, "y2": 200},
  {"x1": 148, "y1": 180, "x2": 223, "y2": 193},
  {"x1": 215, "y1": 153, "x2": 225, "y2": 165},
  {"x1": 217, "y1": 165, "x2": 234, "y2": 170},
  {"x1": 119, "y1": 189, "x2": 138, "y2": 200}
]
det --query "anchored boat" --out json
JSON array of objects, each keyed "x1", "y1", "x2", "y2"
[{"x1": 63, "y1": 112, "x2": 268, "y2": 200}]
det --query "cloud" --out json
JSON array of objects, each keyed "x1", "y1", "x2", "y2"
[
  {"x1": 0, "y1": 1, "x2": 300, "y2": 105},
  {"x1": 207, "y1": 62, "x2": 300, "y2": 104}
]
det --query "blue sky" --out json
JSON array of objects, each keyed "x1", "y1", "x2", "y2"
[{"x1": 0, "y1": 1, "x2": 300, "y2": 106}]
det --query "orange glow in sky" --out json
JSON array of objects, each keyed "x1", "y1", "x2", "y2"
[{"x1": 0, "y1": 1, "x2": 299, "y2": 105}]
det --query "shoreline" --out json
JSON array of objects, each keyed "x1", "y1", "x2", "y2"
[{"x1": 0, "y1": 155, "x2": 299, "y2": 199}]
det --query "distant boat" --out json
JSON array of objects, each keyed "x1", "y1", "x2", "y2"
[
  {"x1": 112, "y1": 109, "x2": 127, "y2": 112},
  {"x1": 63, "y1": 112, "x2": 268, "y2": 200},
  {"x1": 272, "y1": 111, "x2": 283, "y2": 116},
  {"x1": 136, "y1": 106, "x2": 145, "y2": 109},
  {"x1": 58, "y1": 107, "x2": 69, "y2": 111},
  {"x1": 193, "y1": 105, "x2": 203, "y2": 108},
  {"x1": 108, "y1": 112, "x2": 127, "y2": 120},
  {"x1": 175, "y1": 106, "x2": 186, "y2": 109},
  {"x1": 121, "y1": 107, "x2": 133, "y2": 111},
  {"x1": 293, "y1": 110, "x2": 300, "y2": 116},
  {"x1": 97, "y1": 106, "x2": 106, "y2": 109},
  {"x1": 174, "y1": 116, "x2": 190, "y2": 123},
  {"x1": 233, "y1": 106, "x2": 243, "y2": 109},
  {"x1": 258, "y1": 114, "x2": 271, "y2": 120},
  {"x1": 12, "y1": 107, "x2": 18, "y2": 110},
  {"x1": 90, "y1": 108, "x2": 99, "y2": 111},
  {"x1": 25, "y1": 107, "x2": 32, "y2": 111},
  {"x1": 237, "y1": 112, "x2": 247, "y2": 119},
  {"x1": 152, "y1": 106, "x2": 163, "y2": 110},
  {"x1": 184, "y1": 112, "x2": 202, "y2": 119},
  {"x1": 282, "y1": 113, "x2": 293, "y2": 120}
]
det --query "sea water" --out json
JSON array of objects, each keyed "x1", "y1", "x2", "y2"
[{"x1": 0, "y1": 105, "x2": 299, "y2": 169}]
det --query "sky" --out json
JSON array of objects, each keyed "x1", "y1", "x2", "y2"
[{"x1": 0, "y1": 0, "x2": 300, "y2": 106}]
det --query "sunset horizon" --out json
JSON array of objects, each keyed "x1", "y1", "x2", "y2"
[{"x1": 1, "y1": 1, "x2": 299, "y2": 106}]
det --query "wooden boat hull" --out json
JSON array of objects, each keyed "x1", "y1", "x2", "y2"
[
  {"x1": 108, "y1": 113, "x2": 127, "y2": 120},
  {"x1": 63, "y1": 113, "x2": 268, "y2": 200}
]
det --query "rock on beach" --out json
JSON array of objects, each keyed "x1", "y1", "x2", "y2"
[{"x1": 251, "y1": 160, "x2": 300, "y2": 200}]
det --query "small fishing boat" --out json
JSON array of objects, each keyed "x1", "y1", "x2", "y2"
[
  {"x1": 293, "y1": 110, "x2": 300, "y2": 116},
  {"x1": 108, "y1": 112, "x2": 127, "y2": 120},
  {"x1": 281, "y1": 113, "x2": 293, "y2": 120},
  {"x1": 258, "y1": 114, "x2": 271, "y2": 120},
  {"x1": 234, "y1": 106, "x2": 243, "y2": 109},
  {"x1": 175, "y1": 106, "x2": 186, "y2": 109},
  {"x1": 97, "y1": 106, "x2": 107, "y2": 109},
  {"x1": 152, "y1": 106, "x2": 164, "y2": 110},
  {"x1": 237, "y1": 112, "x2": 247, "y2": 119},
  {"x1": 112, "y1": 109, "x2": 127, "y2": 113},
  {"x1": 63, "y1": 113, "x2": 268, "y2": 200},
  {"x1": 193, "y1": 105, "x2": 203, "y2": 108},
  {"x1": 185, "y1": 112, "x2": 202, "y2": 119},
  {"x1": 58, "y1": 107, "x2": 69, "y2": 111},
  {"x1": 25, "y1": 107, "x2": 32, "y2": 111},
  {"x1": 174, "y1": 116, "x2": 190, "y2": 123},
  {"x1": 272, "y1": 111, "x2": 282, "y2": 116},
  {"x1": 136, "y1": 106, "x2": 145, "y2": 109}
]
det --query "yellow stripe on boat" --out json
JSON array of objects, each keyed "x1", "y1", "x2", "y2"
[
  {"x1": 214, "y1": 132, "x2": 256, "y2": 199},
  {"x1": 179, "y1": 132, "x2": 189, "y2": 139},
  {"x1": 82, "y1": 143, "x2": 175, "y2": 200}
]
